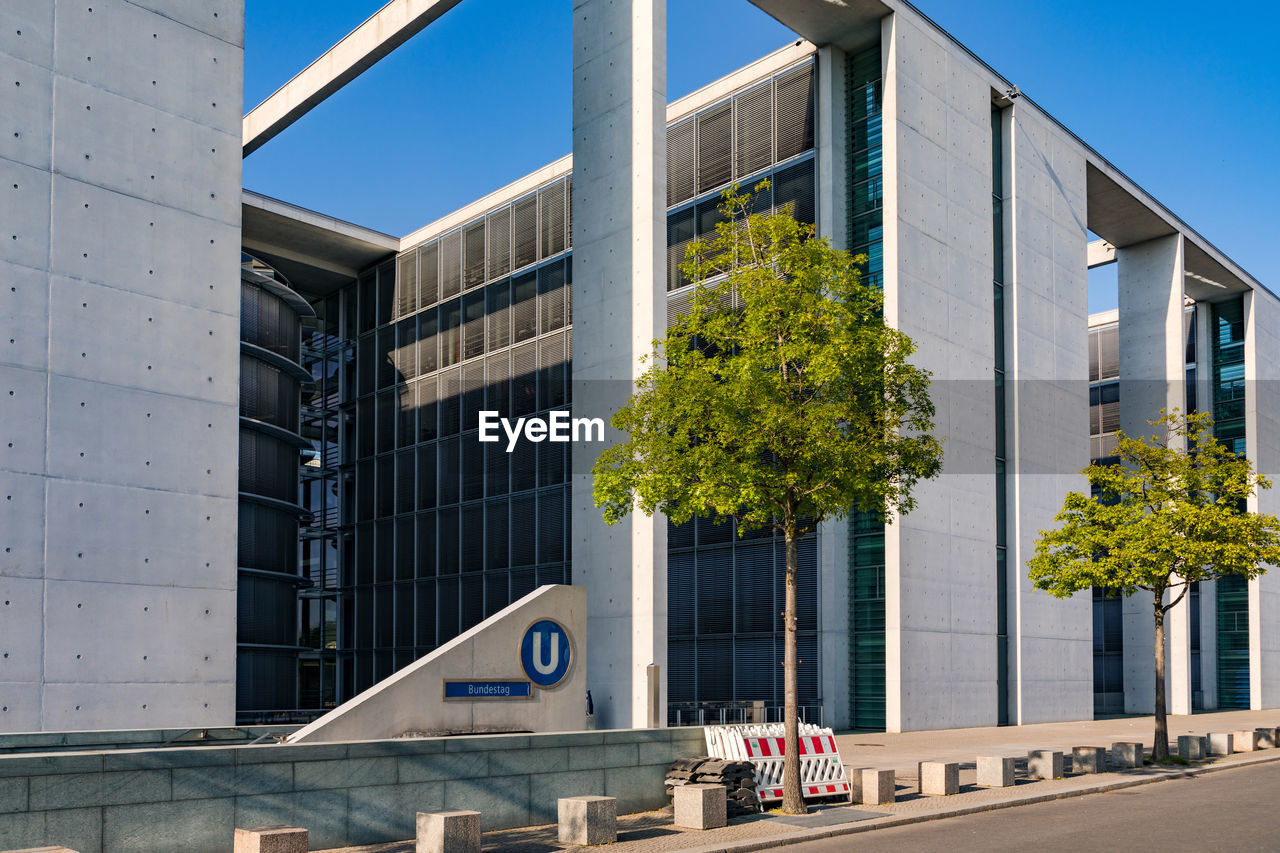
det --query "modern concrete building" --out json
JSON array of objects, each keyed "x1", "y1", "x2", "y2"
[{"x1": 3, "y1": 0, "x2": 1276, "y2": 735}]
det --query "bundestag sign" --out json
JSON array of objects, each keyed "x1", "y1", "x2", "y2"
[{"x1": 441, "y1": 619, "x2": 575, "y2": 700}]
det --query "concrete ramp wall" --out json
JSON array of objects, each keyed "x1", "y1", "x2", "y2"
[{"x1": 291, "y1": 585, "x2": 587, "y2": 743}]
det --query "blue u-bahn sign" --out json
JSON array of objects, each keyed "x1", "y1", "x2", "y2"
[{"x1": 520, "y1": 619, "x2": 573, "y2": 688}]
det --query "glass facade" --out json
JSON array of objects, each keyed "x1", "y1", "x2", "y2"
[
  {"x1": 238, "y1": 256, "x2": 313, "y2": 718},
  {"x1": 1086, "y1": 320, "x2": 1124, "y2": 715},
  {"x1": 665, "y1": 60, "x2": 822, "y2": 722},
  {"x1": 1212, "y1": 296, "x2": 1249, "y2": 708},
  {"x1": 285, "y1": 58, "x2": 818, "y2": 717},
  {"x1": 991, "y1": 104, "x2": 1010, "y2": 725},
  {"x1": 846, "y1": 43, "x2": 886, "y2": 731}
]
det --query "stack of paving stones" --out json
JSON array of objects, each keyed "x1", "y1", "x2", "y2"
[{"x1": 665, "y1": 757, "x2": 760, "y2": 816}]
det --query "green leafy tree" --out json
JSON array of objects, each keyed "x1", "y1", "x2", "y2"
[
  {"x1": 1029, "y1": 410, "x2": 1280, "y2": 760},
  {"x1": 593, "y1": 184, "x2": 942, "y2": 813}
]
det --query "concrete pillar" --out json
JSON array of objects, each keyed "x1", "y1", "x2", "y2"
[
  {"x1": 815, "y1": 44, "x2": 850, "y2": 730},
  {"x1": 1196, "y1": 303, "x2": 1218, "y2": 710},
  {"x1": 570, "y1": 0, "x2": 667, "y2": 729},
  {"x1": 1242, "y1": 290, "x2": 1280, "y2": 710},
  {"x1": 1116, "y1": 233, "x2": 1189, "y2": 716}
]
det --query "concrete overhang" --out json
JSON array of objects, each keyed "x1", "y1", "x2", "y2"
[
  {"x1": 748, "y1": 0, "x2": 1269, "y2": 304},
  {"x1": 242, "y1": 190, "x2": 399, "y2": 299}
]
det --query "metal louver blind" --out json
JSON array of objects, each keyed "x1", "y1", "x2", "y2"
[
  {"x1": 512, "y1": 197, "x2": 538, "y2": 270},
  {"x1": 440, "y1": 231, "x2": 462, "y2": 300},
  {"x1": 540, "y1": 182, "x2": 566, "y2": 259},
  {"x1": 666, "y1": 209, "x2": 695, "y2": 292},
  {"x1": 488, "y1": 209, "x2": 511, "y2": 279},
  {"x1": 418, "y1": 243, "x2": 439, "y2": 308},
  {"x1": 775, "y1": 65, "x2": 815, "y2": 161},
  {"x1": 565, "y1": 178, "x2": 573, "y2": 248},
  {"x1": 537, "y1": 488, "x2": 565, "y2": 564},
  {"x1": 667, "y1": 119, "x2": 696, "y2": 206},
  {"x1": 735, "y1": 82, "x2": 773, "y2": 178},
  {"x1": 697, "y1": 103, "x2": 733, "y2": 194},
  {"x1": 538, "y1": 261, "x2": 566, "y2": 334},
  {"x1": 396, "y1": 251, "x2": 418, "y2": 318},
  {"x1": 463, "y1": 222, "x2": 486, "y2": 290},
  {"x1": 773, "y1": 159, "x2": 816, "y2": 226},
  {"x1": 486, "y1": 280, "x2": 511, "y2": 352}
]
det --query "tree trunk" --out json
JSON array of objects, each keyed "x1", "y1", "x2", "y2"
[
  {"x1": 1153, "y1": 593, "x2": 1169, "y2": 761},
  {"x1": 781, "y1": 524, "x2": 807, "y2": 814}
]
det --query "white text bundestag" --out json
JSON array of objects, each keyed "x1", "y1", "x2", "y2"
[{"x1": 478, "y1": 411, "x2": 606, "y2": 452}]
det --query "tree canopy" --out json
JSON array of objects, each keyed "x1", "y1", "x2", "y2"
[
  {"x1": 593, "y1": 183, "x2": 942, "y2": 538},
  {"x1": 1029, "y1": 408, "x2": 1280, "y2": 759},
  {"x1": 592, "y1": 183, "x2": 942, "y2": 811}
]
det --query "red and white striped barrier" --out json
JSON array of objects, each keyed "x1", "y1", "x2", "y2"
[{"x1": 705, "y1": 723, "x2": 851, "y2": 804}]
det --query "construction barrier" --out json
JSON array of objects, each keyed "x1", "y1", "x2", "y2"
[{"x1": 704, "y1": 723, "x2": 851, "y2": 804}]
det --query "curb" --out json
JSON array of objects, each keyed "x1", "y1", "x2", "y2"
[{"x1": 676, "y1": 750, "x2": 1280, "y2": 853}]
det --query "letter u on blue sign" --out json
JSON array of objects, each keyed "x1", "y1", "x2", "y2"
[{"x1": 520, "y1": 619, "x2": 572, "y2": 688}]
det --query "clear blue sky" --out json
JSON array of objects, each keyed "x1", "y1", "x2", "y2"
[{"x1": 243, "y1": 0, "x2": 1279, "y2": 309}]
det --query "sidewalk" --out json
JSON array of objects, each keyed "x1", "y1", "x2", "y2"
[{"x1": 320, "y1": 708, "x2": 1280, "y2": 853}]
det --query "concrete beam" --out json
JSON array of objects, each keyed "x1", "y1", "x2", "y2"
[
  {"x1": 1087, "y1": 239, "x2": 1116, "y2": 269},
  {"x1": 242, "y1": 0, "x2": 464, "y2": 156}
]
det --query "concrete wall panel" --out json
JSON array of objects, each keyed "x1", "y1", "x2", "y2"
[
  {"x1": 1006, "y1": 99, "x2": 1093, "y2": 724},
  {"x1": 1244, "y1": 290, "x2": 1280, "y2": 708},
  {"x1": 49, "y1": 178, "x2": 240, "y2": 314},
  {"x1": 44, "y1": 480, "x2": 237, "y2": 587},
  {"x1": 0, "y1": 470, "x2": 46, "y2": 581},
  {"x1": 0, "y1": 159, "x2": 52, "y2": 270},
  {"x1": 0, "y1": 53, "x2": 54, "y2": 171},
  {"x1": 45, "y1": 373, "x2": 237, "y2": 496},
  {"x1": 50, "y1": 76, "x2": 239, "y2": 226},
  {"x1": 0, "y1": 259, "x2": 51, "y2": 373},
  {"x1": 0, "y1": 365, "x2": 49, "y2": 476},
  {"x1": 882, "y1": 13, "x2": 999, "y2": 730},
  {"x1": 1, "y1": 1, "x2": 242, "y2": 732},
  {"x1": 46, "y1": 277, "x2": 239, "y2": 405}
]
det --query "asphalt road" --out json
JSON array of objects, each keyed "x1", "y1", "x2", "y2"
[{"x1": 782, "y1": 761, "x2": 1280, "y2": 853}]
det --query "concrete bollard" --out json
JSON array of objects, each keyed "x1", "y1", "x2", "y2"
[
  {"x1": 1232, "y1": 730, "x2": 1261, "y2": 752},
  {"x1": 233, "y1": 826, "x2": 307, "y2": 853},
  {"x1": 674, "y1": 784, "x2": 727, "y2": 830},
  {"x1": 857, "y1": 768, "x2": 896, "y2": 805},
  {"x1": 1072, "y1": 747, "x2": 1107, "y2": 774},
  {"x1": 1110, "y1": 742, "x2": 1143, "y2": 768},
  {"x1": 1178, "y1": 735, "x2": 1207, "y2": 760},
  {"x1": 417, "y1": 810, "x2": 481, "y2": 853},
  {"x1": 1207, "y1": 732, "x2": 1234, "y2": 756},
  {"x1": 1256, "y1": 728, "x2": 1276, "y2": 749},
  {"x1": 975, "y1": 756, "x2": 1015, "y2": 788},
  {"x1": 1027, "y1": 750, "x2": 1063, "y2": 780},
  {"x1": 919, "y1": 761, "x2": 959, "y2": 796},
  {"x1": 557, "y1": 796, "x2": 617, "y2": 846}
]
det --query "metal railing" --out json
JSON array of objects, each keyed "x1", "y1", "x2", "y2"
[{"x1": 668, "y1": 701, "x2": 824, "y2": 728}]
